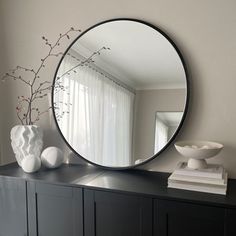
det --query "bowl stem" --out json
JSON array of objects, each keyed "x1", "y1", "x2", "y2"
[{"x1": 187, "y1": 158, "x2": 207, "y2": 169}]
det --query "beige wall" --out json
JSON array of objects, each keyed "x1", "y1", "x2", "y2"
[
  {"x1": 1, "y1": 0, "x2": 236, "y2": 177},
  {"x1": 0, "y1": 49, "x2": 2, "y2": 164},
  {"x1": 0, "y1": 9, "x2": 6, "y2": 164},
  {"x1": 133, "y1": 89, "x2": 185, "y2": 160}
]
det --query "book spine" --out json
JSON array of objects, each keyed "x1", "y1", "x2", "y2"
[
  {"x1": 169, "y1": 173, "x2": 226, "y2": 185},
  {"x1": 174, "y1": 170, "x2": 223, "y2": 179},
  {"x1": 168, "y1": 179, "x2": 227, "y2": 188},
  {"x1": 168, "y1": 183, "x2": 226, "y2": 195}
]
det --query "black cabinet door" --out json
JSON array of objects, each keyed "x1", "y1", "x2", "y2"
[
  {"x1": 226, "y1": 208, "x2": 236, "y2": 236},
  {"x1": 155, "y1": 199, "x2": 225, "y2": 236},
  {"x1": 27, "y1": 182, "x2": 83, "y2": 236},
  {"x1": 0, "y1": 177, "x2": 27, "y2": 236},
  {"x1": 84, "y1": 189, "x2": 152, "y2": 236}
]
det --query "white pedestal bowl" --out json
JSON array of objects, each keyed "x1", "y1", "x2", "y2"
[{"x1": 175, "y1": 141, "x2": 223, "y2": 169}]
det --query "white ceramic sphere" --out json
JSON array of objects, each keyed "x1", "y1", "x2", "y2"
[
  {"x1": 41, "y1": 147, "x2": 64, "y2": 169},
  {"x1": 21, "y1": 155, "x2": 41, "y2": 173}
]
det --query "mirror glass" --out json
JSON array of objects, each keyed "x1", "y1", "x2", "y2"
[
  {"x1": 53, "y1": 19, "x2": 188, "y2": 168},
  {"x1": 154, "y1": 112, "x2": 183, "y2": 153}
]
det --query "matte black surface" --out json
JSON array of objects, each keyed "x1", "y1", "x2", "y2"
[
  {"x1": 226, "y1": 209, "x2": 236, "y2": 236},
  {"x1": 155, "y1": 199, "x2": 225, "y2": 236},
  {"x1": 0, "y1": 177, "x2": 27, "y2": 236},
  {"x1": 27, "y1": 181, "x2": 83, "y2": 236},
  {"x1": 84, "y1": 189, "x2": 152, "y2": 236},
  {"x1": 51, "y1": 18, "x2": 190, "y2": 170},
  {"x1": 1, "y1": 163, "x2": 236, "y2": 208},
  {"x1": 0, "y1": 162, "x2": 103, "y2": 185},
  {"x1": 84, "y1": 169, "x2": 236, "y2": 209}
]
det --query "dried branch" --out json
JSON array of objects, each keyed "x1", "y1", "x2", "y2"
[
  {"x1": 57, "y1": 46, "x2": 110, "y2": 80},
  {"x1": 1, "y1": 27, "x2": 81, "y2": 125},
  {"x1": 2, "y1": 73, "x2": 31, "y2": 86},
  {"x1": 1, "y1": 26, "x2": 111, "y2": 126}
]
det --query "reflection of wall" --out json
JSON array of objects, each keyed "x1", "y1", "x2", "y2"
[{"x1": 133, "y1": 89, "x2": 185, "y2": 160}]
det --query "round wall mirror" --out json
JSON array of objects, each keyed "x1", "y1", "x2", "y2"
[{"x1": 52, "y1": 18, "x2": 189, "y2": 169}]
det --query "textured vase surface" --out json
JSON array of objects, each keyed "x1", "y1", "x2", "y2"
[{"x1": 10, "y1": 125, "x2": 43, "y2": 167}]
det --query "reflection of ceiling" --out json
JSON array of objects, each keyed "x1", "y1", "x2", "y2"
[
  {"x1": 156, "y1": 112, "x2": 183, "y2": 126},
  {"x1": 72, "y1": 20, "x2": 186, "y2": 90}
]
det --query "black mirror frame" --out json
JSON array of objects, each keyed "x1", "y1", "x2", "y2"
[{"x1": 52, "y1": 18, "x2": 190, "y2": 170}]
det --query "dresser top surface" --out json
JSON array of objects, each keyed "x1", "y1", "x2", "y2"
[{"x1": 1, "y1": 162, "x2": 236, "y2": 208}]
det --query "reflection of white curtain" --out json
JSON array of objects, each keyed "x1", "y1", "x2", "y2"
[
  {"x1": 56, "y1": 52, "x2": 134, "y2": 166},
  {"x1": 154, "y1": 118, "x2": 168, "y2": 153}
]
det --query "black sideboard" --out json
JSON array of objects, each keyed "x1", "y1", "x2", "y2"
[{"x1": 0, "y1": 163, "x2": 236, "y2": 236}]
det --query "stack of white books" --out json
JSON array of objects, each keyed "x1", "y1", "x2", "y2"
[{"x1": 168, "y1": 162, "x2": 228, "y2": 195}]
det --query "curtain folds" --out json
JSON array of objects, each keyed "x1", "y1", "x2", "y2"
[{"x1": 55, "y1": 51, "x2": 134, "y2": 166}]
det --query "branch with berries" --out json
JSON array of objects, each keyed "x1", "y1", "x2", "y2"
[
  {"x1": 1, "y1": 27, "x2": 81, "y2": 125},
  {"x1": 53, "y1": 46, "x2": 111, "y2": 121},
  {"x1": 1, "y1": 26, "x2": 111, "y2": 125}
]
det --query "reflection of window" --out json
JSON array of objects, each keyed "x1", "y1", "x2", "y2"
[
  {"x1": 154, "y1": 118, "x2": 168, "y2": 153},
  {"x1": 56, "y1": 52, "x2": 135, "y2": 166},
  {"x1": 154, "y1": 112, "x2": 183, "y2": 153}
]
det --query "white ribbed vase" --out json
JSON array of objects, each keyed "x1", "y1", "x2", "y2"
[{"x1": 10, "y1": 125, "x2": 43, "y2": 172}]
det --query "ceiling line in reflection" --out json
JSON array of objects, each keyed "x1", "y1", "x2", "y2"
[{"x1": 68, "y1": 49, "x2": 136, "y2": 94}]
